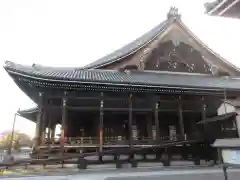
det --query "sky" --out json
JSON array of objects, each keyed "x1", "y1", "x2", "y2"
[{"x1": 0, "y1": 0, "x2": 240, "y2": 137}]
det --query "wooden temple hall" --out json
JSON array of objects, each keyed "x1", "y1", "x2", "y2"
[{"x1": 4, "y1": 8, "x2": 240, "y2": 165}]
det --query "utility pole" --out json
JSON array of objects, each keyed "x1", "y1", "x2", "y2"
[{"x1": 7, "y1": 109, "x2": 19, "y2": 155}]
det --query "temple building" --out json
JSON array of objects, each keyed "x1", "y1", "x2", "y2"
[
  {"x1": 205, "y1": 0, "x2": 240, "y2": 19},
  {"x1": 4, "y1": 7, "x2": 240, "y2": 166}
]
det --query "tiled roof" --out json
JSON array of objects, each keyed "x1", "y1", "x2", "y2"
[
  {"x1": 18, "y1": 107, "x2": 38, "y2": 114},
  {"x1": 4, "y1": 61, "x2": 240, "y2": 91},
  {"x1": 197, "y1": 112, "x2": 237, "y2": 124},
  {"x1": 83, "y1": 7, "x2": 240, "y2": 74},
  {"x1": 204, "y1": 0, "x2": 223, "y2": 13},
  {"x1": 205, "y1": 0, "x2": 240, "y2": 16},
  {"x1": 213, "y1": 138, "x2": 240, "y2": 148},
  {"x1": 83, "y1": 19, "x2": 169, "y2": 69},
  {"x1": 17, "y1": 107, "x2": 38, "y2": 122}
]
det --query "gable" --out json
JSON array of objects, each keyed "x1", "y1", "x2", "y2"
[
  {"x1": 142, "y1": 23, "x2": 229, "y2": 75},
  {"x1": 162, "y1": 22, "x2": 239, "y2": 75},
  {"x1": 144, "y1": 40, "x2": 213, "y2": 74},
  {"x1": 103, "y1": 21, "x2": 231, "y2": 75},
  {"x1": 84, "y1": 7, "x2": 240, "y2": 75}
]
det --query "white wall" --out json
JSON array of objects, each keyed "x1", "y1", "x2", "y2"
[
  {"x1": 218, "y1": 102, "x2": 240, "y2": 137},
  {"x1": 217, "y1": 103, "x2": 236, "y2": 115}
]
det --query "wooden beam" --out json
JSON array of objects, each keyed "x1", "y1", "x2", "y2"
[
  {"x1": 46, "y1": 104, "x2": 204, "y2": 112},
  {"x1": 39, "y1": 91, "x2": 223, "y2": 103},
  {"x1": 43, "y1": 92, "x2": 222, "y2": 103}
]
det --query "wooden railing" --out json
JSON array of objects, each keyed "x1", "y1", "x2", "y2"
[
  {"x1": 0, "y1": 133, "x2": 210, "y2": 170},
  {"x1": 39, "y1": 133, "x2": 202, "y2": 148}
]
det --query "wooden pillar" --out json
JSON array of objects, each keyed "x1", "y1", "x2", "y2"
[
  {"x1": 34, "y1": 92, "x2": 43, "y2": 149},
  {"x1": 201, "y1": 96, "x2": 206, "y2": 121},
  {"x1": 61, "y1": 95, "x2": 67, "y2": 153},
  {"x1": 128, "y1": 93, "x2": 133, "y2": 148},
  {"x1": 201, "y1": 96, "x2": 206, "y2": 138},
  {"x1": 147, "y1": 113, "x2": 152, "y2": 138},
  {"x1": 201, "y1": 96, "x2": 207, "y2": 158},
  {"x1": 47, "y1": 100, "x2": 52, "y2": 143},
  {"x1": 223, "y1": 90, "x2": 227, "y2": 113},
  {"x1": 47, "y1": 118, "x2": 51, "y2": 144},
  {"x1": 154, "y1": 102, "x2": 160, "y2": 141},
  {"x1": 178, "y1": 95, "x2": 184, "y2": 140},
  {"x1": 99, "y1": 92, "x2": 104, "y2": 152},
  {"x1": 200, "y1": 96, "x2": 206, "y2": 139},
  {"x1": 41, "y1": 112, "x2": 47, "y2": 144},
  {"x1": 60, "y1": 95, "x2": 67, "y2": 168},
  {"x1": 132, "y1": 115, "x2": 137, "y2": 140},
  {"x1": 51, "y1": 124, "x2": 56, "y2": 139}
]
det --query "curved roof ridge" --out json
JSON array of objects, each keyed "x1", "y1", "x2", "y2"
[
  {"x1": 4, "y1": 60, "x2": 121, "y2": 73},
  {"x1": 83, "y1": 18, "x2": 173, "y2": 69},
  {"x1": 5, "y1": 60, "x2": 236, "y2": 80},
  {"x1": 4, "y1": 60, "x2": 82, "y2": 72},
  {"x1": 4, "y1": 60, "x2": 83, "y2": 72}
]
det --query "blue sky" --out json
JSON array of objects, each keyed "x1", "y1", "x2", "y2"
[{"x1": 0, "y1": 0, "x2": 240, "y2": 137}]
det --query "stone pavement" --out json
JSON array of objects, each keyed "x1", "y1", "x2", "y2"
[
  {"x1": 0, "y1": 160, "x2": 209, "y2": 178},
  {"x1": 0, "y1": 151, "x2": 224, "y2": 179},
  {"x1": 105, "y1": 168, "x2": 240, "y2": 180},
  {"x1": 1, "y1": 167, "x2": 240, "y2": 180}
]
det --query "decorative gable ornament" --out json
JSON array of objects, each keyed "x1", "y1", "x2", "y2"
[{"x1": 167, "y1": 7, "x2": 181, "y2": 20}]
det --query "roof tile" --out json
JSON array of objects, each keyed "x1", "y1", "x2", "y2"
[
  {"x1": 83, "y1": 19, "x2": 169, "y2": 69},
  {"x1": 4, "y1": 61, "x2": 240, "y2": 90}
]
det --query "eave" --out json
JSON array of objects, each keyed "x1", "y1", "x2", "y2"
[
  {"x1": 4, "y1": 61, "x2": 240, "y2": 104},
  {"x1": 17, "y1": 107, "x2": 38, "y2": 122},
  {"x1": 197, "y1": 112, "x2": 237, "y2": 124},
  {"x1": 205, "y1": 0, "x2": 240, "y2": 19},
  {"x1": 223, "y1": 98, "x2": 240, "y2": 107}
]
